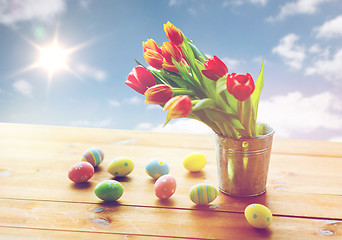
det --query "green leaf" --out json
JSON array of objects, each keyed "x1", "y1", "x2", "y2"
[
  {"x1": 216, "y1": 77, "x2": 227, "y2": 95},
  {"x1": 188, "y1": 41, "x2": 207, "y2": 62},
  {"x1": 192, "y1": 98, "x2": 215, "y2": 111},
  {"x1": 251, "y1": 58, "x2": 264, "y2": 120}
]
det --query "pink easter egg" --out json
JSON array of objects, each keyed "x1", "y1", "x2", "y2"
[
  {"x1": 68, "y1": 162, "x2": 94, "y2": 183},
  {"x1": 154, "y1": 174, "x2": 177, "y2": 199}
]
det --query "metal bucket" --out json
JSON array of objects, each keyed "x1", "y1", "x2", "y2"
[{"x1": 215, "y1": 123, "x2": 275, "y2": 197}]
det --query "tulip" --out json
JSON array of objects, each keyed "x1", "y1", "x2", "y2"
[
  {"x1": 164, "y1": 21, "x2": 183, "y2": 46},
  {"x1": 143, "y1": 39, "x2": 162, "y2": 55},
  {"x1": 143, "y1": 48, "x2": 164, "y2": 70},
  {"x1": 163, "y1": 95, "x2": 192, "y2": 120},
  {"x1": 145, "y1": 84, "x2": 173, "y2": 105},
  {"x1": 161, "y1": 42, "x2": 182, "y2": 64},
  {"x1": 226, "y1": 73, "x2": 255, "y2": 101},
  {"x1": 125, "y1": 66, "x2": 156, "y2": 95},
  {"x1": 201, "y1": 56, "x2": 228, "y2": 81}
]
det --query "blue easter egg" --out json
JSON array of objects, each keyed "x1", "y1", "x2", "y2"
[{"x1": 145, "y1": 158, "x2": 169, "y2": 179}]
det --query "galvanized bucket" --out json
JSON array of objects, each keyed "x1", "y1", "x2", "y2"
[{"x1": 215, "y1": 123, "x2": 275, "y2": 197}]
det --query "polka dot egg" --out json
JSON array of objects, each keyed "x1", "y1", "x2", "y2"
[
  {"x1": 107, "y1": 157, "x2": 134, "y2": 177},
  {"x1": 68, "y1": 162, "x2": 94, "y2": 183},
  {"x1": 145, "y1": 158, "x2": 169, "y2": 179},
  {"x1": 244, "y1": 204, "x2": 273, "y2": 229},
  {"x1": 94, "y1": 180, "x2": 124, "y2": 201},
  {"x1": 81, "y1": 147, "x2": 104, "y2": 167},
  {"x1": 154, "y1": 174, "x2": 176, "y2": 199},
  {"x1": 183, "y1": 152, "x2": 207, "y2": 172},
  {"x1": 189, "y1": 183, "x2": 218, "y2": 205}
]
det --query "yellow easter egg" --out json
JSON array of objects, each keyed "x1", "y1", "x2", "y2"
[
  {"x1": 244, "y1": 204, "x2": 273, "y2": 229},
  {"x1": 183, "y1": 152, "x2": 206, "y2": 172}
]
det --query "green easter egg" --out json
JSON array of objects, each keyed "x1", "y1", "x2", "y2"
[{"x1": 94, "y1": 180, "x2": 124, "y2": 201}]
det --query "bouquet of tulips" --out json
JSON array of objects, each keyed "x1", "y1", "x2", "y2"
[{"x1": 125, "y1": 21, "x2": 265, "y2": 139}]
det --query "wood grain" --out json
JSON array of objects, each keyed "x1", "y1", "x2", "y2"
[
  {"x1": 1, "y1": 199, "x2": 342, "y2": 240},
  {"x1": 1, "y1": 123, "x2": 342, "y2": 239}
]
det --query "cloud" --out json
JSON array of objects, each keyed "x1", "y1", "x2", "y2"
[
  {"x1": 108, "y1": 99, "x2": 120, "y2": 107},
  {"x1": 314, "y1": 15, "x2": 342, "y2": 39},
  {"x1": 12, "y1": 79, "x2": 33, "y2": 97},
  {"x1": 250, "y1": 0, "x2": 267, "y2": 6},
  {"x1": 258, "y1": 91, "x2": 342, "y2": 138},
  {"x1": 74, "y1": 63, "x2": 107, "y2": 82},
  {"x1": 124, "y1": 96, "x2": 143, "y2": 105},
  {"x1": 168, "y1": 0, "x2": 182, "y2": 6},
  {"x1": 79, "y1": 0, "x2": 92, "y2": 9},
  {"x1": 267, "y1": 0, "x2": 333, "y2": 21},
  {"x1": 272, "y1": 33, "x2": 306, "y2": 70},
  {"x1": 305, "y1": 48, "x2": 342, "y2": 85},
  {"x1": 150, "y1": 118, "x2": 213, "y2": 135},
  {"x1": 69, "y1": 118, "x2": 112, "y2": 128},
  {"x1": 0, "y1": 0, "x2": 66, "y2": 26}
]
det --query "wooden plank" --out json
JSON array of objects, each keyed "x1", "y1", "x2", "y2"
[
  {"x1": 1, "y1": 199, "x2": 341, "y2": 240},
  {"x1": 1, "y1": 123, "x2": 342, "y2": 157},
  {"x1": 1, "y1": 131, "x2": 342, "y2": 219},
  {"x1": 0, "y1": 226, "x2": 180, "y2": 240}
]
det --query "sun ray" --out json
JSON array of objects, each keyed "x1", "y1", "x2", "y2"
[{"x1": 11, "y1": 29, "x2": 95, "y2": 89}]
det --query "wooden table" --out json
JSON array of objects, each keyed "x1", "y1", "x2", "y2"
[{"x1": 1, "y1": 123, "x2": 342, "y2": 239}]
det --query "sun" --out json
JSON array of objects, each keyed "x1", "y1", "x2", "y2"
[
  {"x1": 14, "y1": 30, "x2": 93, "y2": 88},
  {"x1": 38, "y1": 43, "x2": 68, "y2": 75}
]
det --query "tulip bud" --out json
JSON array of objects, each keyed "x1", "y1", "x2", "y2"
[
  {"x1": 143, "y1": 39, "x2": 162, "y2": 55},
  {"x1": 161, "y1": 42, "x2": 182, "y2": 64},
  {"x1": 163, "y1": 95, "x2": 192, "y2": 120},
  {"x1": 125, "y1": 66, "x2": 156, "y2": 95},
  {"x1": 164, "y1": 21, "x2": 183, "y2": 46},
  {"x1": 145, "y1": 84, "x2": 173, "y2": 105},
  {"x1": 201, "y1": 56, "x2": 228, "y2": 81},
  {"x1": 143, "y1": 49, "x2": 164, "y2": 70},
  {"x1": 226, "y1": 73, "x2": 255, "y2": 101}
]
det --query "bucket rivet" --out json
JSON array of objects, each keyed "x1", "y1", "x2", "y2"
[{"x1": 242, "y1": 141, "x2": 248, "y2": 148}]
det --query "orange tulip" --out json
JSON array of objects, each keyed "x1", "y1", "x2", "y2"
[
  {"x1": 143, "y1": 48, "x2": 164, "y2": 70},
  {"x1": 163, "y1": 95, "x2": 192, "y2": 119},
  {"x1": 164, "y1": 21, "x2": 183, "y2": 46},
  {"x1": 161, "y1": 42, "x2": 182, "y2": 64},
  {"x1": 145, "y1": 84, "x2": 173, "y2": 105},
  {"x1": 143, "y1": 39, "x2": 162, "y2": 55}
]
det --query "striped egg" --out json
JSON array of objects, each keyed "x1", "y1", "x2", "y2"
[
  {"x1": 189, "y1": 183, "x2": 218, "y2": 205},
  {"x1": 81, "y1": 147, "x2": 104, "y2": 167}
]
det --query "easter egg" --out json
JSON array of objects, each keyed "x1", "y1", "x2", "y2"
[
  {"x1": 189, "y1": 183, "x2": 218, "y2": 205},
  {"x1": 68, "y1": 162, "x2": 94, "y2": 183},
  {"x1": 154, "y1": 174, "x2": 177, "y2": 199},
  {"x1": 81, "y1": 147, "x2": 104, "y2": 167},
  {"x1": 107, "y1": 157, "x2": 134, "y2": 177},
  {"x1": 183, "y1": 152, "x2": 206, "y2": 172},
  {"x1": 145, "y1": 158, "x2": 169, "y2": 179},
  {"x1": 94, "y1": 180, "x2": 124, "y2": 201},
  {"x1": 244, "y1": 204, "x2": 273, "y2": 229}
]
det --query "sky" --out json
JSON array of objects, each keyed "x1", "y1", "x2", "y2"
[{"x1": 1, "y1": 0, "x2": 342, "y2": 141}]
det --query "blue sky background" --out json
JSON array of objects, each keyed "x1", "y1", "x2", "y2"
[{"x1": 1, "y1": 0, "x2": 342, "y2": 141}]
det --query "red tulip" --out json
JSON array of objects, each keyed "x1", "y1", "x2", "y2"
[
  {"x1": 226, "y1": 73, "x2": 255, "y2": 101},
  {"x1": 163, "y1": 95, "x2": 192, "y2": 119},
  {"x1": 145, "y1": 84, "x2": 173, "y2": 105},
  {"x1": 201, "y1": 56, "x2": 228, "y2": 81},
  {"x1": 143, "y1": 39, "x2": 162, "y2": 55},
  {"x1": 143, "y1": 48, "x2": 164, "y2": 70},
  {"x1": 125, "y1": 66, "x2": 156, "y2": 95},
  {"x1": 164, "y1": 21, "x2": 183, "y2": 46}
]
